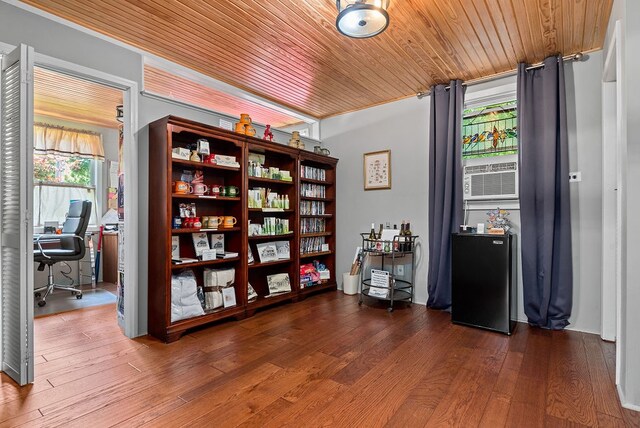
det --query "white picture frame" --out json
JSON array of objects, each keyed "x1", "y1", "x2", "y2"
[
  {"x1": 275, "y1": 240, "x2": 290, "y2": 259},
  {"x1": 222, "y1": 287, "x2": 237, "y2": 308},
  {"x1": 191, "y1": 232, "x2": 210, "y2": 258},
  {"x1": 267, "y1": 273, "x2": 291, "y2": 295},
  {"x1": 256, "y1": 242, "x2": 278, "y2": 263},
  {"x1": 210, "y1": 233, "x2": 225, "y2": 255},
  {"x1": 363, "y1": 150, "x2": 391, "y2": 190}
]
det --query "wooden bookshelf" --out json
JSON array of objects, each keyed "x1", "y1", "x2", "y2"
[
  {"x1": 148, "y1": 116, "x2": 338, "y2": 342},
  {"x1": 298, "y1": 151, "x2": 338, "y2": 296}
]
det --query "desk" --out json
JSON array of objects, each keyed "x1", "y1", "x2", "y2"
[{"x1": 102, "y1": 232, "x2": 119, "y2": 284}]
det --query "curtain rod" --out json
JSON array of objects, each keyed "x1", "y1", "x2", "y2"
[
  {"x1": 35, "y1": 122, "x2": 102, "y2": 136},
  {"x1": 416, "y1": 52, "x2": 584, "y2": 99}
]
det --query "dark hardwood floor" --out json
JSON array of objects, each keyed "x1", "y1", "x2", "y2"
[{"x1": 1, "y1": 292, "x2": 638, "y2": 427}]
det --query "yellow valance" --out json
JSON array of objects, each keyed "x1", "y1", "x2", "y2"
[{"x1": 34, "y1": 123, "x2": 104, "y2": 159}]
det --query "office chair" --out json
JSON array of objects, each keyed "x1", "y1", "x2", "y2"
[{"x1": 34, "y1": 200, "x2": 92, "y2": 307}]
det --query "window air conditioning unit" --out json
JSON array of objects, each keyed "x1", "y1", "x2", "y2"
[{"x1": 463, "y1": 155, "x2": 519, "y2": 200}]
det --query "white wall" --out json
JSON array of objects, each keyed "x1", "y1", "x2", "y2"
[
  {"x1": 321, "y1": 53, "x2": 604, "y2": 334},
  {"x1": 321, "y1": 96, "x2": 430, "y2": 303},
  {"x1": 603, "y1": 0, "x2": 640, "y2": 410}
]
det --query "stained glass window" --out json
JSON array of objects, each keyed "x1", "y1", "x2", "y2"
[{"x1": 462, "y1": 100, "x2": 517, "y2": 159}]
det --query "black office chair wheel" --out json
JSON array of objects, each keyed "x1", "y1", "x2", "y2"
[
  {"x1": 37, "y1": 300, "x2": 46, "y2": 307},
  {"x1": 35, "y1": 292, "x2": 41, "y2": 298},
  {"x1": 76, "y1": 293, "x2": 83, "y2": 300}
]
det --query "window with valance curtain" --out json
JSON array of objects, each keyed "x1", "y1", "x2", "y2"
[{"x1": 33, "y1": 123, "x2": 104, "y2": 227}]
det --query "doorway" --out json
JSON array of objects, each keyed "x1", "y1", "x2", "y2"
[
  {"x1": 32, "y1": 66, "x2": 123, "y2": 318},
  {"x1": 601, "y1": 20, "x2": 624, "y2": 385},
  {"x1": 0, "y1": 44, "x2": 139, "y2": 385}
]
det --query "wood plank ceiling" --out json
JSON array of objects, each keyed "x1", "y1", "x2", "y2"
[
  {"x1": 144, "y1": 66, "x2": 303, "y2": 128},
  {"x1": 34, "y1": 67, "x2": 123, "y2": 128},
  {"x1": 24, "y1": 0, "x2": 613, "y2": 119}
]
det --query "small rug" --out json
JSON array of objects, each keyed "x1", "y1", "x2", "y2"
[{"x1": 35, "y1": 287, "x2": 117, "y2": 317}]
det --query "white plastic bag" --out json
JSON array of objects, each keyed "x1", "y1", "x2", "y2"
[{"x1": 171, "y1": 270, "x2": 205, "y2": 322}]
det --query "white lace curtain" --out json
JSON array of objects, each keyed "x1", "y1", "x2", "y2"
[{"x1": 34, "y1": 123, "x2": 104, "y2": 159}]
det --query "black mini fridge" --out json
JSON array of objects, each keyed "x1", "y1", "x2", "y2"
[{"x1": 451, "y1": 233, "x2": 517, "y2": 335}]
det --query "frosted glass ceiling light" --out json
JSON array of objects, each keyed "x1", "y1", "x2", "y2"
[{"x1": 336, "y1": 0, "x2": 390, "y2": 39}]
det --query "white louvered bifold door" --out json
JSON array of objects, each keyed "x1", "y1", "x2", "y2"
[{"x1": 0, "y1": 44, "x2": 34, "y2": 386}]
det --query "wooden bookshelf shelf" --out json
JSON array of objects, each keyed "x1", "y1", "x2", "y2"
[
  {"x1": 300, "y1": 281, "x2": 337, "y2": 296},
  {"x1": 300, "y1": 214, "x2": 333, "y2": 218},
  {"x1": 171, "y1": 257, "x2": 240, "y2": 270},
  {"x1": 248, "y1": 176, "x2": 293, "y2": 185},
  {"x1": 248, "y1": 208, "x2": 295, "y2": 213},
  {"x1": 300, "y1": 177, "x2": 332, "y2": 185},
  {"x1": 248, "y1": 259, "x2": 292, "y2": 269},
  {"x1": 246, "y1": 292, "x2": 296, "y2": 310},
  {"x1": 300, "y1": 251, "x2": 333, "y2": 259},
  {"x1": 172, "y1": 194, "x2": 240, "y2": 201},
  {"x1": 300, "y1": 196, "x2": 331, "y2": 202},
  {"x1": 172, "y1": 158, "x2": 240, "y2": 172},
  {"x1": 300, "y1": 232, "x2": 332, "y2": 238},
  {"x1": 248, "y1": 232, "x2": 295, "y2": 240},
  {"x1": 172, "y1": 227, "x2": 240, "y2": 234}
]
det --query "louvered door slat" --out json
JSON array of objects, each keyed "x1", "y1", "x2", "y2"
[{"x1": 1, "y1": 44, "x2": 34, "y2": 386}]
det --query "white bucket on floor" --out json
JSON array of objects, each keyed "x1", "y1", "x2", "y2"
[{"x1": 342, "y1": 273, "x2": 359, "y2": 295}]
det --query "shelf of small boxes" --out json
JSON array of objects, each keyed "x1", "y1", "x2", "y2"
[
  {"x1": 171, "y1": 143, "x2": 241, "y2": 170},
  {"x1": 248, "y1": 162, "x2": 293, "y2": 184},
  {"x1": 300, "y1": 260, "x2": 331, "y2": 290},
  {"x1": 248, "y1": 188, "x2": 292, "y2": 210}
]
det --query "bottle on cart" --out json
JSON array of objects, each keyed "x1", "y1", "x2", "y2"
[
  {"x1": 378, "y1": 223, "x2": 383, "y2": 240},
  {"x1": 368, "y1": 223, "x2": 376, "y2": 249},
  {"x1": 404, "y1": 222, "x2": 413, "y2": 251},
  {"x1": 399, "y1": 221, "x2": 406, "y2": 251}
]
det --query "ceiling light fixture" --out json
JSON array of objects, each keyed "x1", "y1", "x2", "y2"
[{"x1": 336, "y1": 0, "x2": 390, "y2": 39}]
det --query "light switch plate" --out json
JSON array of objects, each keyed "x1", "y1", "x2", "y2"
[{"x1": 569, "y1": 171, "x2": 582, "y2": 182}]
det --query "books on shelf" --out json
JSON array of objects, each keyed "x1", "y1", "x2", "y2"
[
  {"x1": 301, "y1": 183, "x2": 326, "y2": 198},
  {"x1": 248, "y1": 283, "x2": 258, "y2": 301},
  {"x1": 300, "y1": 165, "x2": 326, "y2": 181},
  {"x1": 275, "y1": 241, "x2": 290, "y2": 259},
  {"x1": 210, "y1": 233, "x2": 224, "y2": 255},
  {"x1": 300, "y1": 236, "x2": 327, "y2": 254},
  {"x1": 191, "y1": 232, "x2": 210, "y2": 257},
  {"x1": 218, "y1": 251, "x2": 239, "y2": 259},
  {"x1": 256, "y1": 242, "x2": 278, "y2": 263},
  {"x1": 249, "y1": 218, "x2": 290, "y2": 236},
  {"x1": 172, "y1": 257, "x2": 199, "y2": 265},
  {"x1": 301, "y1": 218, "x2": 326, "y2": 233},
  {"x1": 267, "y1": 273, "x2": 291, "y2": 295},
  {"x1": 171, "y1": 236, "x2": 180, "y2": 260},
  {"x1": 300, "y1": 200, "x2": 325, "y2": 215}
]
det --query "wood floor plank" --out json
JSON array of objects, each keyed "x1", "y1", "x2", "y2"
[
  {"x1": 505, "y1": 328, "x2": 550, "y2": 428},
  {"x1": 59, "y1": 364, "x2": 222, "y2": 428},
  {"x1": 546, "y1": 331, "x2": 598, "y2": 426},
  {"x1": 0, "y1": 293, "x2": 635, "y2": 427},
  {"x1": 597, "y1": 412, "x2": 627, "y2": 427},
  {"x1": 0, "y1": 409, "x2": 43, "y2": 428},
  {"x1": 583, "y1": 334, "x2": 624, "y2": 419},
  {"x1": 142, "y1": 363, "x2": 283, "y2": 427}
]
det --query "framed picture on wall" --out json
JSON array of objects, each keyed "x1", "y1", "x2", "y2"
[{"x1": 363, "y1": 150, "x2": 391, "y2": 190}]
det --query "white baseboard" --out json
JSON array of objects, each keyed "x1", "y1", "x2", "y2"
[{"x1": 617, "y1": 384, "x2": 640, "y2": 411}]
